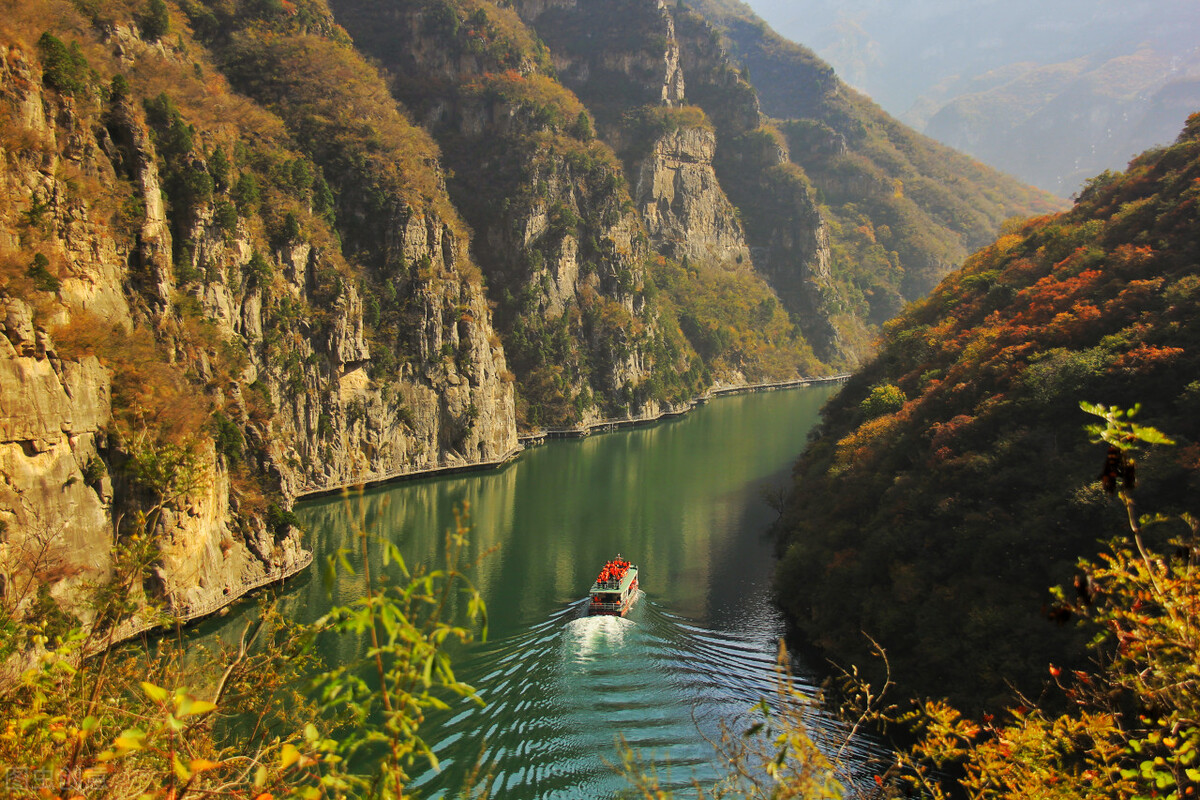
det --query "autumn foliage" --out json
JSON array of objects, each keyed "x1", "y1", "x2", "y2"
[{"x1": 775, "y1": 114, "x2": 1200, "y2": 706}]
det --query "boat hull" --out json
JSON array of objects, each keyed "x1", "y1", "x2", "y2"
[{"x1": 589, "y1": 572, "x2": 638, "y2": 617}]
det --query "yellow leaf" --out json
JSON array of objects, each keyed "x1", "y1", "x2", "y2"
[
  {"x1": 173, "y1": 753, "x2": 191, "y2": 782},
  {"x1": 176, "y1": 696, "x2": 218, "y2": 717},
  {"x1": 140, "y1": 681, "x2": 169, "y2": 703},
  {"x1": 113, "y1": 728, "x2": 146, "y2": 753},
  {"x1": 279, "y1": 743, "x2": 301, "y2": 769}
]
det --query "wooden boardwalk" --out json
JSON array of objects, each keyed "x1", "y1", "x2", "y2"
[
  {"x1": 295, "y1": 446, "x2": 525, "y2": 499},
  {"x1": 519, "y1": 373, "x2": 850, "y2": 445}
]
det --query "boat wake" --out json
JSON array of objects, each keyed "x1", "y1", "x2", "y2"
[
  {"x1": 563, "y1": 604, "x2": 637, "y2": 662},
  {"x1": 409, "y1": 593, "x2": 873, "y2": 799}
]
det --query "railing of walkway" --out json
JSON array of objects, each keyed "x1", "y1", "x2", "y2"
[{"x1": 519, "y1": 374, "x2": 850, "y2": 443}]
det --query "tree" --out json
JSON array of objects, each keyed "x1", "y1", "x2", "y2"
[
  {"x1": 859, "y1": 384, "x2": 905, "y2": 419},
  {"x1": 141, "y1": 0, "x2": 170, "y2": 41}
]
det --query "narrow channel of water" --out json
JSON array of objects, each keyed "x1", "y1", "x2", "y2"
[{"x1": 212, "y1": 384, "x2": 877, "y2": 797}]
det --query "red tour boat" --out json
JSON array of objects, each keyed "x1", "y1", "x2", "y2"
[{"x1": 588, "y1": 555, "x2": 639, "y2": 616}]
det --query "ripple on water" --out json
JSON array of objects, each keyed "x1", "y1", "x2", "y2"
[{"x1": 410, "y1": 593, "x2": 865, "y2": 800}]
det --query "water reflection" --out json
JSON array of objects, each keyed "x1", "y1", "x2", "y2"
[{"x1": 215, "y1": 385, "x2": 857, "y2": 797}]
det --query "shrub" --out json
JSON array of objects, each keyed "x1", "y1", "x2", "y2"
[
  {"x1": 36, "y1": 33, "x2": 94, "y2": 97},
  {"x1": 109, "y1": 73, "x2": 129, "y2": 102},
  {"x1": 210, "y1": 411, "x2": 244, "y2": 466},
  {"x1": 26, "y1": 253, "x2": 60, "y2": 293},
  {"x1": 265, "y1": 502, "x2": 299, "y2": 537}
]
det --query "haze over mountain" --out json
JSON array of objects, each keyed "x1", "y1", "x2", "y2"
[{"x1": 746, "y1": 0, "x2": 1200, "y2": 196}]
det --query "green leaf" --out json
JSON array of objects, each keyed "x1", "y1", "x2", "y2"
[
  {"x1": 385, "y1": 540, "x2": 407, "y2": 575},
  {"x1": 418, "y1": 735, "x2": 440, "y2": 772},
  {"x1": 422, "y1": 653, "x2": 435, "y2": 687}
]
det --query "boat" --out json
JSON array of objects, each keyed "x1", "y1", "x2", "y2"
[{"x1": 588, "y1": 555, "x2": 639, "y2": 616}]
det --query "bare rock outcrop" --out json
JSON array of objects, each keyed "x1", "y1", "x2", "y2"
[{"x1": 635, "y1": 123, "x2": 751, "y2": 269}]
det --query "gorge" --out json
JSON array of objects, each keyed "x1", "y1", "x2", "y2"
[
  {"x1": 15, "y1": 0, "x2": 1185, "y2": 796},
  {"x1": 0, "y1": 0, "x2": 1058, "y2": 638}
]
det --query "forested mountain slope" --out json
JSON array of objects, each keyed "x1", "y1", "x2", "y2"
[
  {"x1": 774, "y1": 115, "x2": 1200, "y2": 706},
  {"x1": 0, "y1": 0, "x2": 516, "y2": 629},
  {"x1": 0, "y1": 0, "x2": 1062, "y2": 633},
  {"x1": 682, "y1": 0, "x2": 1064, "y2": 317},
  {"x1": 330, "y1": 0, "x2": 1062, "y2": 387}
]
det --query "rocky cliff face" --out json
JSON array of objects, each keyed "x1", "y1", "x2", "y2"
[
  {"x1": 0, "y1": 5, "x2": 515, "y2": 630},
  {"x1": 514, "y1": 0, "x2": 687, "y2": 120},
  {"x1": 519, "y1": 0, "x2": 860, "y2": 364},
  {"x1": 634, "y1": 123, "x2": 751, "y2": 270},
  {"x1": 509, "y1": 0, "x2": 758, "y2": 275},
  {"x1": 330, "y1": 0, "x2": 679, "y2": 427},
  {"x1": 668, "y1": 8, "x2": 865, "y2": 363},
  {"x1": 0, "y1": 299, "x2": 113, "y2": 617}
]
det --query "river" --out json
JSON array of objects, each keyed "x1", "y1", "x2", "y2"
[{"x1": 212, "y1": 384, "x2": 874, "y2": 797}]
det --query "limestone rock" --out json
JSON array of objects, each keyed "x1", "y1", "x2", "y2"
[{"x1": 635, "y1": 124, "x2": 751, "y2": 269}]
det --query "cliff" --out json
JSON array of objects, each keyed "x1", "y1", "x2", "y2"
[{"x1": 0, "y1": 1, "x2": 515, "y2": 635}]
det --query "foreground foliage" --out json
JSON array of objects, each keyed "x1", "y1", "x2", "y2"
[
  {"x1": 851, "y1": 406, "x2": 1200, "y2": 800},
  {"x1": 0, "y1": 494, "x2": 487, "y2": 799}
]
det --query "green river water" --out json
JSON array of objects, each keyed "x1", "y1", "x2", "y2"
[{"x1": 209, "y1": 384, "x2": 875, "y2": 797}]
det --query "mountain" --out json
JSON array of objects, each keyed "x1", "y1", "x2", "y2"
[
  {"x1": 773, "y1": 114, "x2": 1200, "y2": 706},
  {"x1": 0, "y1": 0, "x2": 1054, "y2": 633},
  {"x1": 744, "y1": 0, "x2": 1200, "y2": 196},
  {"x1": 679, "y1": 0, "x2": 1063, "y2": 320},
  {"x1": 923, "y1": 49, "x2": 1200, "y2": 197}
]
